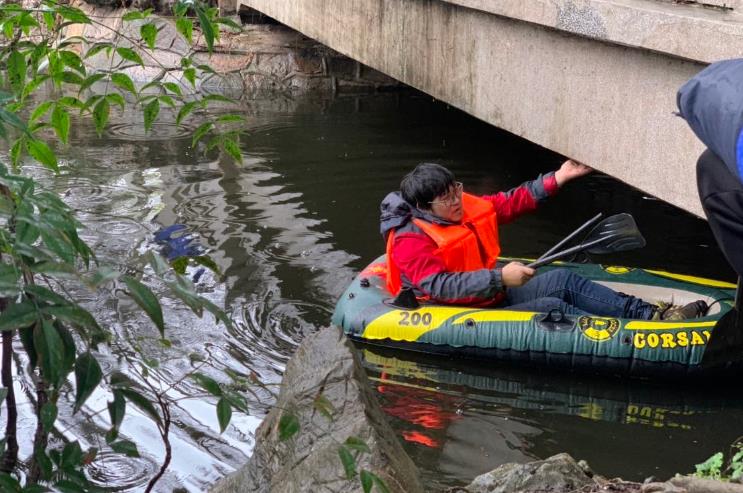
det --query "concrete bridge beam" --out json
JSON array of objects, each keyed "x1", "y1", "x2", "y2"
[{"x1": 236, "y1": 0, "x2": 743, "y2": 216}]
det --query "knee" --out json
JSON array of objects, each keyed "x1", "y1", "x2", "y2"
[{"x1": 534, "y1": 297, "x2": 570, "y2": 313}]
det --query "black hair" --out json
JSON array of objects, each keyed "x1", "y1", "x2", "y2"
[{"x1": 400, "y1": 163, "x2": 456, "y2": 208}]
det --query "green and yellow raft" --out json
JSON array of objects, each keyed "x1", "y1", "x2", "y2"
[{"x1": 332, "y1": 255, "x2": 741, "y2": 378}]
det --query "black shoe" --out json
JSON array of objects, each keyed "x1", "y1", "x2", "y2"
[{"x1": 654, "y1": 300, "x2": 709, "y2": 321}]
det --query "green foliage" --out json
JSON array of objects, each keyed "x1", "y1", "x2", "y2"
[
  {"x1": 278, "y1": 412, "x2": 300, "y2": 441},
  {"x1": 694, "y1": 440, "x2": 743, "y2": 481},
  {"x1": 0, "y1": 0, "x2": 248, "y2": 490}
]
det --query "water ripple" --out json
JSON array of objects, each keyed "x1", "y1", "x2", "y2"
[
  {"x1": 106, "y1": 122, "x2": 197, "y2": 141},
  {"x1": 87, "y1": 450, "x2": 159, "y2": 491}
]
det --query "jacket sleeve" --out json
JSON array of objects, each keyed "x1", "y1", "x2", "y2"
[
  {"x1": 482, "y1": 172, "x2": 558, "y2": 224},
  {"x1": 392, "y1": 231, "x2": 504, "y2": 304}
]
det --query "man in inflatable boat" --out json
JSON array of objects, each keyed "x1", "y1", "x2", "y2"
[{"x1": 380, "y1": 161, "x2": 708, "y2": 321}]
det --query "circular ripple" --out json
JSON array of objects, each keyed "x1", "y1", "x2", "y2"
[
  {"x1": 59, "y1": 181, "x2": 149, "y2": 216},
  {"x1": 106, "y1": 122, "x2": 196, "y2": 141},
  {"x1": 230, "y1": 298, "x2": 332, "y2": 370},
  {"x1": 86, "y1": 449, "x2": 158, "y2": 491}
]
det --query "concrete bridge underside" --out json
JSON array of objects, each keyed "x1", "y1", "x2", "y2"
[{"x1": 235, "y1": 0, "x2": 743, "y2": 217}]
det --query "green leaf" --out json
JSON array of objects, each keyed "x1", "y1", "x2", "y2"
[
  {"x1": 360, "y1": 470, "x2": 373, "y2": 493},
  {"x1": 223, "y1": 138, "x2": 242, "y2": 164},
  {"x1": 58, "y1": 96, "x2": 85, "y2": 110},
  {"x1": 40, "y1": 402, "x2": 57, "y2": 433},
  {"x1": 146, "y1": 251, "x2": 170, "y2": 276},
  {"x1": 215, "y1": 17, "x2": 242, "y2": 31},
  {"x1": 35, "y1": 447, "x2": 53, "y2": 480},
  {"x1": 696, "y1": 451, "x2": 724, "y2": 478},
  {"x1": 42, "y1": 11, "x2": 55, "y2": 31},
  {"x1": 57, "y1": 6, "x2": 91, "y2": 24},
  {"x1": 176, "y1": 101, "x2": 199, "y2": 124},
  {"x1": 61, "y1": 441, "x2": 83, "y2": 470},
  {"x1": 215, "y1": 114, "x2": 244, "y2": 124},
  {"x1": 119, "y1": 388, "x2": 161, "y2": 424},
  {"x1": 19, "y1": 326, "x2": 37, "y2": 368},
  {"x1": 106, "y1": 93, "x2": 126, "y2": 110},
  {"x1": 278, "y1": 412, "x2": 299, "y2": 441},
  {"x1": 116, "y1": 47, "x2": 144, "y2": 66},
  {"x1": 223, "y1": 390, "x2": 249, "y2": 414},
  {"x1": 191, "y1": 122, "x2": 213, "y2": 147},
  {"x1": 338, "y1": 445, "x2": 356, "y2": 479},
  {"x1": 192, "y1": 372, "x2": 222, "y2": 396},
  {"x1": 0, "y1": 473, "x2": 21, "y2": 493},
  {"x1": 57, "y1": 322, "x2": 77, "y2": 382},
  {"x1": 122, "y1": 276, "x2": 164, "y2": 336},
  {"x1": 176, "y1": 18, "x2": 193, "y2": 44},
  {"x1": 10, "y1": 137, "x2": 24, "y2": 169},
  {"x1": 216, "y1": 397, "x2": 231, "y2": 433},
  {"x1": 7, "y1": 51, "x2": 27, "y2": 94},
  {"x1": 110, "y1": 440, "x2": 139, "y2": 457},
  {"x1": 80, "y1": 73, "x2": 106, "y2": 92},
  {"x1": 158, "y1": 95, "x2": 175, "y2": 108},
  {"x1": 183, "y1": 67, "x2": 196, "y2": 88},
  {"x1": 0, "y1": 300, "x2": 38, "y2": 332},
  {"x1": 143, "y1": 98, "x2": 159, "y2": 133},
  {"x1": 196, "y1": 6, "x2": 216, "y2": 52},
  {"x1": 39, "y1": 227, "x2": 74, "y2": 263},
  {"x1": 34, "y1": 320, "x2": 65, "y2": 387},
  {"x1": 92, "y1": 98, "x2": 109, "y2": 137},
  {"x1": 203, "y1": 94, "x2": 233, "y2": 104},
  {"x1": 61, "y1": 71, "x2": 84, "y2": 86},
  {"x1": 171, "y1": 257, "x2": 188, "y2": 275},
  {"x1": 140, "y1": 22, "x2": 157, "y2": 50},
  {"x1": 108, "y1": 390, "x2": 126, "y2": 430},
  {"x1": 30, "y1": 101, "x2": 54, "y2": 122},
  {"x1": 51, "y1": 105, "x2": 71, "y2": 144},
  {"x1": 27, "y1": 139, "x2": 58, "y2": 171},
  {"x1": 122, "y1": 10, "x2": 149, "y2": 21},
  {"x1": 87, "y1": 266, "x2": 120, "y2": 287},
  {"x1": 59, "y1": 50, "x2": 85, "y2": 75},
  {"x1": 163, "y1": 82, "x2": 182, "y2": 96},
  {"x1": 111, "y1": 73, "x2": 137, "y2": 96},
  {"x1": 84, "y1": 42, "x2": 114, "y2": 59},
  {"x1": 344, "y1": 436, "x2": 371, "y2": 454},
  {"x1": 313, "y1": 394, "x2": 335, "y2": 420},
  {"x1": 370, "y1": 472, "x2": 391, "y2": 493},
  {"x1": 193, "y1": 255, "x2": 221, "y2": 276},
  {"x1": 73, "y1": 352, "x2": 102, "y2": 413}
]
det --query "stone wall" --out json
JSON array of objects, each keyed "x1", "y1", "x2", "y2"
[{"x1": 68, "y1": 1, "x2": 402, "y2": 98}]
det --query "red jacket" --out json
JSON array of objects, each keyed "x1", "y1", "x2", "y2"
[{"x1": 379, "y1": 173, "x2": 558, "y2": 305}]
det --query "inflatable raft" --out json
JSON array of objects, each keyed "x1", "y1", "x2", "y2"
[{"x1": 332, "y1": 255, "x2": 741, "y2": 378}]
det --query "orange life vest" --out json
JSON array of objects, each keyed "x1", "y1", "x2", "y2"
[{"x1": 386, "y1": 193, "x2": 501, "y2": 295}]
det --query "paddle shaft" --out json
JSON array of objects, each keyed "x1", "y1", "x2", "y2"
[
  {"x1": 537, "y1": 213, "x2": 602, "y2": 262},
  {"x1": 527, "y1": 236, "x2": 608, "y2": 269}
]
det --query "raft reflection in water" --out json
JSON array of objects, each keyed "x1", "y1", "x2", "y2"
[{"x1": 358, "y1": 344, "x2": 743, "y2": 488}]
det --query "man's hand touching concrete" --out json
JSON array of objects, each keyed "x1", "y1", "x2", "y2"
[{"x1": 555, "y1": 159, "x2": 593, "y2": 186}]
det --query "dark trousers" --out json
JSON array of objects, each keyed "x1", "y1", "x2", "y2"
[{"x1": 501, "y1": 268, "x2": 655, "y2": 319}]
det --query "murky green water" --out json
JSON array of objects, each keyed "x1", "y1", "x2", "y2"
[{"x1": 5, "y1": 91, "x2": 739, "y2": 491}]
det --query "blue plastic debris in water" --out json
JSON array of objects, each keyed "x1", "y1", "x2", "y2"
[{"x1": 154, "y1": 224, "x2": 206, "y2": 281}]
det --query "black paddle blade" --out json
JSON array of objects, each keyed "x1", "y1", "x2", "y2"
[{"x1": 584, "y1": 213, "x2": 646, "y2": 254}]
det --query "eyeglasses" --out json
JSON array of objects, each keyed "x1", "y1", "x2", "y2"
[{"x1": 429, "y1": 182, "x2": 463, "y2": 207}]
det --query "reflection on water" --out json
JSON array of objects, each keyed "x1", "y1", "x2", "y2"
[
  {"x1": 360, "y1": 345, "x2": 743, "y2": 489},
  {"x1": 0, "y1": 91, "x2": 736, "y2": 491}
]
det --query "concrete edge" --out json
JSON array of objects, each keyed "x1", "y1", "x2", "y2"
[{"x1": 441, "y1": 0, "x2": 743, "y2": 63}]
